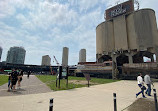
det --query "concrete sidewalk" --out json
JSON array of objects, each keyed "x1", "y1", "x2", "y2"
[
  {"x1": 0, "y1": 80, "x2": 157, "y2": 111},
  {"x1": 0, "y1": 75, "x2": 52, "y2": 96}
]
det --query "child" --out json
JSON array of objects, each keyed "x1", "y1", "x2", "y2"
[{"x1": 7, "y1": 72, "x2": 12, "y2": 91}]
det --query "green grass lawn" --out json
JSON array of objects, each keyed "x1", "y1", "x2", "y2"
[
  {"x1": 36, "y1": 75, "x2": 119, "y2": 91},
  {"x1": 0, "y1": 75, "x2": 8, "y2": 86}
]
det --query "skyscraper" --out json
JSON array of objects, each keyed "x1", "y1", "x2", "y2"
[
  {"x1": 6, "y1": 46, "x2": 26, "y2": 64},
  {"x1": 0, "y1": 47, "x2": 2, "y2": 61},
  {"x1": 41, "y1": 55, "x2": 51, "y2": 66}
]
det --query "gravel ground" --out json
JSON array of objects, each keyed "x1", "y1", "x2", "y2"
[{"x1": 125, "y1": 98, "x2": 156, "y2": 111}]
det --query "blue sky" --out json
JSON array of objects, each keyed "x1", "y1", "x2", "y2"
[{"x1": 0, "y1": 0, "x2": 158, "y2": 65}]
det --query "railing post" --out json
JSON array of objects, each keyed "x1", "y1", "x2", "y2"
[
  {"x1": 113, "y1": 93, "x2": 117, "y2": 111},
  {"x1": 153, "y1": 89, "x2": 158, "y2": 111},
  {"x1": 49, "y1": 98, "x2": 53, "y2": 111}
]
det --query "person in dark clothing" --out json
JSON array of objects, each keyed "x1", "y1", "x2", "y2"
[
  {"x1": 10, "y1": 69, "x2": 18, "y2": 91},
  {"x1": 17, "y1": 70, "x2": 23, "y2": 88},
  {"x1": 27, "y1": 71, "x2": 31, "y2": 79}
]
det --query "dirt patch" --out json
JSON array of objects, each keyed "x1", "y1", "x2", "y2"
[
  {"x1": 69, "y1": 80, "x2": 98, "y2": 85},
  {"x1": 126, "y1": 98, "x2": 156, "y2": 111}
]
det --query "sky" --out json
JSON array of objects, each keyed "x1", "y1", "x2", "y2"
[{"x1": 0, "y1": 0, "x2": 158, "y2": 65}]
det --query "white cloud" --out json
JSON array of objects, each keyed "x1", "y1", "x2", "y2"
[
  {"x1": 0, "y1": 0, "x2": 15, "y2": 18},
  {"x1": 14, "y1": 1, "x2": 78, "y2": 32},
  {"x1": 16, "y1": 14, "x2": 27, "y2": 22},
  {"x1": 77, "y1": 0, "x2": 99, "y2": 12},
  {"x1": 0, "y1": 0, "x2": 158, "y2": 65}
]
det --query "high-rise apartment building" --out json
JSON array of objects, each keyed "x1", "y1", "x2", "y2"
[
  {"x1": 41, "y1": 55, "x2": 51, "y2": 66},
  {"x1": 0, "y1": 47, "x2": 2, "y2": 61},
  {"x1": 6, "y1": 46, "x2": 26, "y2": 64}
]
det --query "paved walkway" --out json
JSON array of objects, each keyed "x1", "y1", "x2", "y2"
[
  {"x1": 0, "y1": 75, "x2": 52, "y2": 96},
  {"x1": 0, "y1": 77, "x2": 157, "y2": 111}
]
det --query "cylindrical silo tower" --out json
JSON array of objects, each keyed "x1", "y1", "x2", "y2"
[
  {"x1": 79, "y1": 49, "x2": 86, "y2": 62},
  {"x1": 62, "y1": 47, "x2": 69, "y2": 66},
  {"x1": 96, "y1": 0, "x2": 158, "y2": 79},
  {"x1": 96, "y1": 8, "x2": 158, "y2": 63}
]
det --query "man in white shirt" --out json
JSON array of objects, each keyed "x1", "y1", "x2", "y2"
[
  {"x1": 136, "y1": 73, "x2": 146, "y2": 98},
  {"x1": 144, "y1": 73, "x2": 152, "y2": 96}
]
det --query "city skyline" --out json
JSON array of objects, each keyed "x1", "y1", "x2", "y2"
[{"x1": 0, "y1": 0, "x2": 158, "y2": 65}]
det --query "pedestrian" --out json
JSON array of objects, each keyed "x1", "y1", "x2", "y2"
[
  {"x1": 144, "y1": 73, "x2": 152, "y2": 96},
  {"x1": 7, "y1": 71, "x2": 12, "y2": 91},
  {"x1": 17, "y1": 69, "x2": 23, "y2": 89},
  {"x1": 10, "y1": 69, "x2": 18, "y2": 92},
  {"x1": 27, "y1": 71, "x2": 31, "y2": 79},
  {"x1": 136, "y1": 73, "x2": 146, "y2": 98}
]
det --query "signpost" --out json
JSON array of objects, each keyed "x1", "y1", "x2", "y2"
[
  {"x1": 56, "y1": 66, "x2": 69, "y2": 88},
  {"x1": 84, "y1": 73, "x2": 91, "y2": 87}
]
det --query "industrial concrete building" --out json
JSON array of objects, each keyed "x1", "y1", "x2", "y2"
[
  {"x1": 6, "y1": 47, "x2": 26, "y2": 64},
  {"x1": 62, "y1": 47, "x2": 69, "y2": 66},
  {"x1": 96, "y1": 0, "x2": 158, "y2": 66},
  {"x1": 0, "y1": 47, "x2": 2, "y2": 61},
  {"x1": 41, "y1": 55, "x2": 51, "y2": 66},
  {"x1": 96, "y1": 0, "x2": 158, "y2": 79},
  {"x1": 79, "y1": 49, "x2": 86, "y2": 62}
]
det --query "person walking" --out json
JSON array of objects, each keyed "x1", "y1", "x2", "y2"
[
  {"x1": 144, "y1": 73, "x2": 152, "y2": 96},
  {"x1": 9, "y1": 69, "x2": 18, "y2": 92},
  {"x1": 27, "y1": 71, "x2": 31, "y2": 79},
  {"x1": 17, "y1": 70, "x2": 23, "y2": 89},
  {"x1": 136, "y1": 73, "x2": 146, "y2": 98},
  {"x1": 7, "y1": 72, "x2": 12, "y2": 91}
]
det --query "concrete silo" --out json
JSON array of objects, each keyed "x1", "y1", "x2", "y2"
[
  {"x1": 96, "y1": 0, "x2": 158, "y2": 79},
  {"x1": 79, "y1": 49, "x2": 86, "y2": 62},
  {"x1": 62, "y1": 47, "x2": 69, "y2": 66}
]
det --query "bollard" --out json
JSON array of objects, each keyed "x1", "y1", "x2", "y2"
[
  {"x1": 113, "y1": 93, "x2": 117, "y2": 111},
  {"x1": 49, "y1": 98, "x2": 53, "y2": 111},
  {"x1": 153, "y1": 89, "x2": 158, "y2": 111}
]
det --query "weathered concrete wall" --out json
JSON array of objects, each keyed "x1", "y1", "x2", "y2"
[
  {"x1": 113, "y1": 15, "x2": 128, "y2": 50},
  {"x1": 133, "y1": 9, "x2": 154, "y2": 51},
  {"x1": 103, "y1": 21, "x2": 114, "y2": 53},
  {"x1": 148, "y1": 10, "x2": 158, "y2": 53},
  {"x1": 96, "y1": 22, "x2": 104, "y2": 54},
  {"x1": 102, "y1": 22, "x2": 106, "y2": 54},
  {"x1": 126, "y1": 12, "x2": 138, "y2": 50}
]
